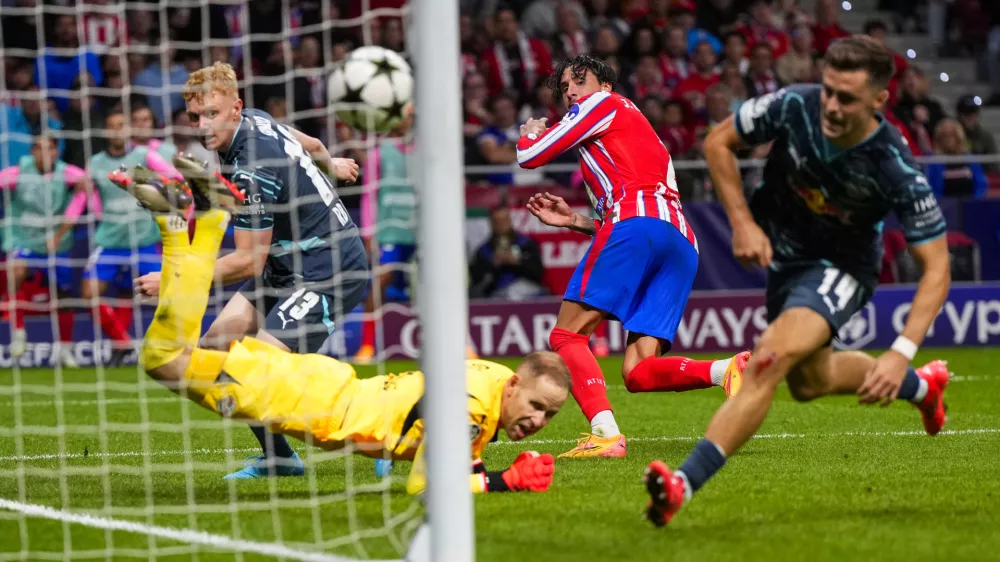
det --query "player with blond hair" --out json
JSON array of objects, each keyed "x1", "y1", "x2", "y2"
[
  {"x1": 132, "y1": 62, "x2": 369, "y2": 479},
  {"x1": 116, "y1": 169, "x2": 565, "y2": 493}
]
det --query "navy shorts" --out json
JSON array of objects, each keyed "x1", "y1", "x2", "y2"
[
  {"x1": 564, "y1": 217, "x2": 698, "y2": 347},
  {"x1": 766, "y1": 261, "x2": 876, "y2": 340},
  {"x1": 239, "y1": 275, "x2": 367, "y2": 353}
]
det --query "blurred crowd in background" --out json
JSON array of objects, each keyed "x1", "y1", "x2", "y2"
[{"x1": 3, "y1": 0, "x2": 1000, "y2": 209}]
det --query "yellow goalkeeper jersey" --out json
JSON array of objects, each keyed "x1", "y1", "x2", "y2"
[{"x1": 209, "y1": 338, "x2": 512, "y2": 494}]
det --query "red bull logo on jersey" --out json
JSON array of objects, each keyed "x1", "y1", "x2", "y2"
[{"x1": 792, "y1": 185, "x2": 851, "y2": 223}]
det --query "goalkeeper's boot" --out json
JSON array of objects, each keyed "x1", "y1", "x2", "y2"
[
  {"x1": 375, "y1": 459, "x2": 394, "y2": 479},
  {"x1": 643, "y1": 460, "x2": 686, "y2": 528},
  {"x1": 173, "y1": 153, "x2": 244, "y2": 214},
  {"x1": 722, "y1": 350, "x2": 752, "y2": 399},
  {"x1": 913, "y1": 360, "x2": 950, "y2": 436},
  {"x1": 224, "y1": 452, "x2": 305, "y2": 480},
  {"x1": 557, "y1": 433, "x2": 626, "y2": 459},
  {"x1": 109, "y1": 165, "x2": 193, "y2": 214},
  {"x1": 9, "y1": 329, "x2": 27, "y2": 358}
]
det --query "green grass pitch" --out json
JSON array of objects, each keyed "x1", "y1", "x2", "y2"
[{"x1": 1, "y1": 348, "x2": 999, "y2": 561}]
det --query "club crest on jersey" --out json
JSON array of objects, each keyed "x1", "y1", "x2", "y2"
[
  {"x1": 791, "y1": 184, "x2": 851, "y2": 223},
  {"x1": 218, "y1": 395, "x2": 237, "y2": 418}
]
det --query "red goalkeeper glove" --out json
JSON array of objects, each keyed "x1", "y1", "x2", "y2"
[{"x1": 500, "y1": 451, "x2": 555, "y2": 492}]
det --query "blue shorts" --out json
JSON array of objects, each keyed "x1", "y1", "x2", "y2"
[
  {"x1": 379, "y1": 243, "x2": 416, "y2": 302},
  {"x1": 11, "y1": 249, "x2": 73, "y2": 291},
  {"x1": 84, "y1": 244, "x2": 161, "y2": 292},
  {"x1": 564, "y1": 218, "x2": 698, "y2": 347}
]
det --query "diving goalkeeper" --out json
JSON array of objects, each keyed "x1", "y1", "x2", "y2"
[{"x1": 119, "y1": 162, "x2": 568, "y2": 493}]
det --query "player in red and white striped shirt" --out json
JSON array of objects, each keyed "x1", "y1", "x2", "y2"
[{"x1": 517, "y1": 55, "x2": 751, "y2": 459}]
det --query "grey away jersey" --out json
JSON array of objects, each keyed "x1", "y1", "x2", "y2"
[
  {"x1": 219, "y1": 109, "x2": 368, "y2": 286},
  {"x1": 734, "y1": 84, "x2": 947, "y2": 280}
]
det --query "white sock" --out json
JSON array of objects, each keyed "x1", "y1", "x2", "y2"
[
  {"x1": 911, "y1": 377, "x2": 929, "y2": 404},
  {"x1": 590, "y1": 410, "x2": 620, "y2": 438},
  {"x1": 675, "y1": 470, "x2": 693, "y2": 503},
  {"x1": 709, "y1": 359, "x2": 730, "y2": 386}
]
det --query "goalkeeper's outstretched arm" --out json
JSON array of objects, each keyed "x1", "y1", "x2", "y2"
[{"x1": 405, "y1": 443, "x2": 556, "y2": 495}]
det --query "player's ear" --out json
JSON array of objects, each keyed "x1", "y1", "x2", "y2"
[
  {"x1": 233, "y1": 96, "x2": 244, "y2": 116},
  {"x1": 600, "y1": 82, "x2": 612, "y2": 93},
  {"x1": 872, "y1": 88, "x2": 889, "y2": 112}
]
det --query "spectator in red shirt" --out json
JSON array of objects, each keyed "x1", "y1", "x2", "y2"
[
  {"x1": 554, "y1": 1, "x2": 591, "y2": 60},
  {"x1": 640, "y1": 96, "x2": 665, "y2": 131},
  {"x1": 482, "y1": 7, "x2": 553, "y2": 101},
  {"x1": 811, "y1": 0, "x2": 850, "y2": 55},
  {"x1": 675, "y1": 41, "x2": 721, "y2": 112},
  {"x1": 660, "y1": 99, "x2": 696, "y2": 157},
  {"x1": 632, "y1": 55, "x2": 672, "y2": 100},
  {"x1": 737, "y1": 0, "x2": 790, "y2": 59},
  {"x1": 745, "y1": 42, "x2": 781, "y2": 97},
  {"x1": 659, "y1": 25, "x2": 692, "y2": 90}
]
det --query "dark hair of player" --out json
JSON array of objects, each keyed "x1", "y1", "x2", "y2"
[
  {"x1": 546, "y1": 54, "x2": 617, "y2": 95},
  {"x1": 824, "y1": 36, "x2": 895, "y2": 90}
]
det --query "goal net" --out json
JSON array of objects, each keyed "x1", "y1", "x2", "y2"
[{"x1": 0, "y1": 0, "x2": 467, "y2": 560}]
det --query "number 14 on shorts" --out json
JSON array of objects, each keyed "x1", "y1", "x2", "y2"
[{"x1": 816, "y1": 267, "x2": 859, "y2": 315}]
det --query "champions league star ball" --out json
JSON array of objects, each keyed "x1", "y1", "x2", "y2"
[{"x1": 328, "y1": 46, "x2": 414, "y2": 133}]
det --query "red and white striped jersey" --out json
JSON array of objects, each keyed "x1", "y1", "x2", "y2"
[{"x1": 516, "y1": 91, "x2": 697, "y2": 251}]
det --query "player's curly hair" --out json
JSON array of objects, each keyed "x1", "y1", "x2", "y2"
[
  {"x1": 182, "y1": 61, "x2": 239, "y2": 104},
  {"x1": 546, "y1": 54, "x2": 617, "y2": 95},
  {"x1": 824, "y1": 36, "x2": 895, "y2": 90}
]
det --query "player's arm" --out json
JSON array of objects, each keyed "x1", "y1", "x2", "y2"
[
  {"x1": 288, "y1": 126, "x2": 359, "y2": 184},
  {"x1": 405, "y1": 443, "x2": 554, "y2": 495},
  {"x1": 859, "y1": 161, "x2": 950, "y2": 405},
  {"x1": 214, "y1": 169, "x2": 276, "y2": 286},
  {"x1": 516, "y1": 91, "x2": 615, "y2": 169},
  {"x1": 49, "y1": 165, "x2": 93, "y2": 252},
  {"x1": 705, "y1": 90, "x2": 786, "y2": 268}
]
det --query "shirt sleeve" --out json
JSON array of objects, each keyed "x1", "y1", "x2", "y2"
[
  {"x1": 733, "y1": 88, "x2": 790, "y2": 146},
  {"x1": 63, "y1": 164, "x2": 88, "y2": 187},
  {"x1": 0, "y1": 166, "x2": 20, "y2": 190},
  {"x1": 516, "y1": 91, "x2": 616, "y2": 169},
  {"x1": 145, "y1": 150, "x2": 183, "y2": 180},
  {"x1": 884, "y1": 145, "x2": 947, "y2": 246},
  {"x1": 231, "y1": 166, "x2": 280, "y2": 231}
]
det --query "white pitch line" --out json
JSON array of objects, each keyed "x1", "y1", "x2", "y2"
[
  {"x1": 0, "y1": 447, "x2": 260, "y2": 463},
  {"x1": 0, "y1": 498, "x2": 399, "y2": 562},
  {"x1": 2, "y1": 428, "x2": 997, "y2": 464}
]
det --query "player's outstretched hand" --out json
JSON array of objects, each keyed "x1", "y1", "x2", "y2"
[
  {"x1": 519, "y1": 118, "x2": 548, "y2": 138},
  {"x1": 332, "y1": 158, "x2": 359, "y2": 184},
  {"x1": 501, "y1": 451, "x2": 555, "y2": 492},
  {"x1": 527, "y1": 192, "x2": 574, "y2": 228},
  {"x1": 134, "y1": 271, "x2": 162, "y2": 297},
  {"x1": 858, "y1": 350, "x2": 909, "y2": 406},
  {"x1": 732, "y1": 222, "x2": 773, "y2": 269}
]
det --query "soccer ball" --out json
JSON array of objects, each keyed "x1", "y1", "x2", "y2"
[{"x1": 328, "y1": 46, "x2": 413, "y2": 133}]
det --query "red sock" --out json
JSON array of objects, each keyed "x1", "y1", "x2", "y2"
[
  {"x1": 624, "y1": 356, "x2": 715, "y2": 393},
  {"x1": 13, "y1": 288, "x2": 27, "y2": 330},
  {"x1": 549, "y1": 327, "x2": 611, "y2": 421},
  {"x1": 114, "y1": 305, "x2": 134, "y2": 336},
  {"x1": 57, "y1": 309, "x2": 75, "y2": 343},
  {"x1": 98, "y1": 304, "x2": 130, "y2": 345},
  {"x1": 361, "y1": 318, "x2": 376, "y2": 348}
]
